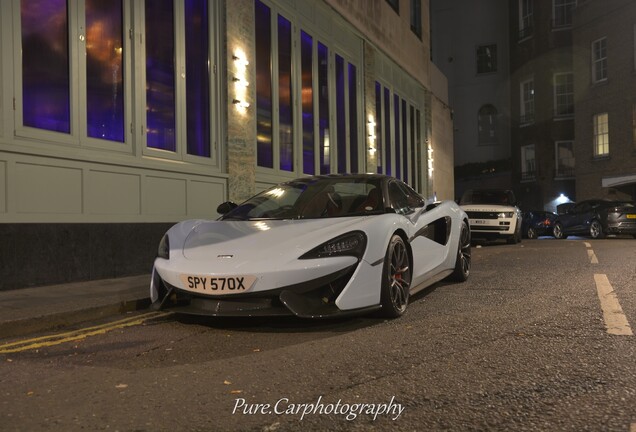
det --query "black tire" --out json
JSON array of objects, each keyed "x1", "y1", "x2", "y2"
[
  {"x1": 589, "y1": 220, "x2": 605, "y2": 239},
  {"x1": 449, "y1": 220, "x2": 471, "y2": 282},
  {"x1": 553, "y1": 222, "x2": 567, "y2": 239},
  {"x1": 380, "y1": 235, "x2": 412, "y2": 318},
  {"x1": 527, "y1": 227, "x2": 537, "y2": 239}
]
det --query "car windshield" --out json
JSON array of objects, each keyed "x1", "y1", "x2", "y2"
[
  {"x1": 460, "y1": 190, "x2": 514, "y2": 205},
  {"x1": 220, "y1": 178, "x2": 386, "y2": 221}
]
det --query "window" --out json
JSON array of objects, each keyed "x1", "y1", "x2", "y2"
[
  {"x1": 375, "y1": 82, "x2": 383, "y2": 174},
  {"x1": 476, "y1": 45, "x2": 497, "y2": 74},
  {"x1": 255, "y1": 0, "x2": 273, "y2": 168},
  {"x1": 17, "y1": 0, "x2": 219, "y2": 160},
  {"x1": 592, "y1": 37, "x2": 607, "y2": 83},
  {"x1": 593, "y1": 113, "x2": 609, "y2": 156},
  {"x1": 384, "y1": 86, "x2": 392, "y2": 176},
  {"x1": 394, "y1": 94, "x2": 401, "y2": 180},
  {"x1": 553, "y1": 0, "x2": 576, "y2": 28},
  {"x1": 278, "y1": 14, "x2": 294, "y2": 171},
  {"x1": 21, "y1": 0, "x2": 71, "y2": 134},
  {"x1": 554, "y1": 73, "x2": 574, "y2": 117},
  {"x1": 318, "y1": 42, "x2": 330, "y2": 174},
  {"x1": 519, "y1": 0, "x2": 533, "y2": 39},
  {"x1": 555, "y1": 141, "x2": 575, "y2": 178},
  {"x1": 478, "y1": 105, "x2": 498, "y2": 145},
  {"x1": 301, "y1": 31, "x2": 314, "y2": 175},
  {"x1": 520, "y1": 79, "x2": 535, "y2": 124},
  {"x1": 410, "y1": 0, "x2": 422, "y2": 39},
  {"x1": 521, "y1": 145, "x2": 536, "y2": 180}
]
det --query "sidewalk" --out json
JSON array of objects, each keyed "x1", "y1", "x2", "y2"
[{"x1": 0, "y1": 275, "x2": 151, "y2": 340}]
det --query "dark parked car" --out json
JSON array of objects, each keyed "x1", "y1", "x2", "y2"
[
  {"x1": 522, "y1": 210, "x2": 557, "y2": 239},
  {"x1": 553, "y1": 199, "x2": 636, "y2": 239}
]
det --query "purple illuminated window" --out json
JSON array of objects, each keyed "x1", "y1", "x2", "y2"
[
  {"x1": 185, "y1": 0, "x2": 210, "y2": 157},
  {"x1": 375, "y1": 82, "x2": 382, "y2": 174},
  {"x1": 278, "y1": 15, "x2": 293, "y2": 171},
  {"x1": 402, "y1": 98, "x2": 408, "y2": 183},
  {"x1": 318, "y1": 42, "x2": 330, "y2": 174},
  {"x1": 348, "y1": 64, "x2": 358, "y2": 173},
  {"x1": 145, "y1": 0, "x2": 176, "y2": 152},
  {"x1": 255, "y1": 0, "x2": 273, "y2": 168},
  {"x1": 336, "y1": 55, "x2": 346, "y2": 173},
  {"x1": 384, "y1": 87, "x2": 391, "y2": 176},
  {"x1": 86, "y1": 0, "x2": 124, "y2": 142},
  {"x1": 410, "y1": 105, "x2": 417, "y2": 190},
  {"x1": 301, "y1": 31, "x2": 314, "y2": 175},
  {"x1": 394, "y1": 94, "x2": 401, "y2": 179},
  {"x1": 21, "y1": 0, "x2": 70, "y2": 133}
]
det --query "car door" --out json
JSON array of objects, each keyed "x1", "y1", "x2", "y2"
[
  {"x1": 388, "y1": 181, "x2": 446, "y2": 286},
  {"x1": 567, "y1": 201, "x2": 592, "y2": 234}
]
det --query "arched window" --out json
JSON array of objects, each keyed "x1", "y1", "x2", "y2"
[{"x1": 478, "y1": 104, "x2": 498, "y2": 145}]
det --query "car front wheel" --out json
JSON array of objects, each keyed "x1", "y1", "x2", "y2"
[
  {"x1": 380, "y1": 235, "x2": 412, "y2": 318},
  {"x1": 527, "y1": 227, "x2": 537, "y2": 239}
]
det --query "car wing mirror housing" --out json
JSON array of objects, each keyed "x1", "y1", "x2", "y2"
[{"x1": 217, "y1": 201, "x2": 238, "y2": 215}]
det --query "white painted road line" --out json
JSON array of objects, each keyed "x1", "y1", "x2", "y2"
[
  {"x1": 631, "y1": 423, "x2": 636, "y2": 432},
  {"x1": 587, "y1": 249, "x2": 599, "y2": 264},
  {"x1": 594, "y1": 274, "x2": 633, "y2": 336},
  {"x1": 584, "y1": 242, "x2": 592, "y2": 248}
]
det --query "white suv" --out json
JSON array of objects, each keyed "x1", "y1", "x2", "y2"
[{"x1": 459, "y1": 189, "x2": 523, "y2": 244}]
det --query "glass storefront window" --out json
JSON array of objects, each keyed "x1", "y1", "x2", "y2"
[
  {"x1": 21, "y1": 0, "x2": 70, "y2": 133},
  {"x1": 255, "y1": 0, "x2": 273, "y2": 168},
  {"x1": 336, "y1": 55, "x2": 346, "y2": 173},
  {"x1": 348, "y1": 63, "x2": 358, "y2": 173},
  {"x1": 278, "y1": 14, "x2": 293, "y2": 171},
  {"x1": 145, "y1": 0, "x2": 176, "y2": 152},
  {"x1": 185, "y1": 0, "x2": 211, "y2": 157},
  {"x1": 318, "y1": 42, "x2": 330, "y2": 174},
  {"x1": 85, "y1": 0, "x2": 124, "y2": 142},
  {"x1": 301, "y1": 31, "x2": 314, "y2": 175}
]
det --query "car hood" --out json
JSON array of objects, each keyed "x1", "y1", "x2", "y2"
[{"x1": 181, "y1": 217, "x2": 367, "y2": 263}]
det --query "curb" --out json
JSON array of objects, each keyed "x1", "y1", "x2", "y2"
[{"x1": 0, "y1": 297, "x2": 151, "y2": 340}]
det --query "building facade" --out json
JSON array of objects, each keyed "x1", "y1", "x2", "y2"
[
  {"x1": 509, "y1": 0, "x2": 636, "y2": 211},
  {"x1": 572, "y1": 0, "x2": 636, "y2": 202},
  {"x1": 431, "y1": 0, "x2": 511, "y2": 200},
  {"x1": 509, "y1": 0, "x2": 577, "y2": 212},
  {"x1": 0, "y1": 0, "x2": 452, "y2": 290}
]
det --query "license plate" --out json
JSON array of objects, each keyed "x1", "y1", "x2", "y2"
[
  {"x1": 473, "y1": 220, "x2": 487, "y2": 225},
  {"x1": 627, "y1": 214, "x2": 636, "y2": 219},
  {"x1": 179, "y1": 275, "x2": 257, "y2": 294}
]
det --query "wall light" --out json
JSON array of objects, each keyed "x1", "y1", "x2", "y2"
[
  {"x1": 367, "y1": 115, "x2": 377, "y2": 154},
  {"x1": 232, "y1": 50, "x2": 250, "y2": 111},
  {"x1": 427, "y1": 142, "x2": 434, "y2": 178}
]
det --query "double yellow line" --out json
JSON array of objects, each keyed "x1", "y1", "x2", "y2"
[{"x1": 0, "y1": 311, "x2": 170, "y2": 354}]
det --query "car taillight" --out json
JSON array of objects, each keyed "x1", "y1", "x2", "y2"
[{"x1": 544, "y1": 218, "x2": 552, "y2": 226}]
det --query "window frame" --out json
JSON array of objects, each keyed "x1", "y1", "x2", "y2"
[
  {"x1": 478, "y1": 104, "x2": 498, "y2": 145},
  {"x1": 12, "y1": 0, "x2": 223, "y2": 167},
  {"x1": 554, "y1": 140, "x2": 575, "y2": 178},
  {"x1": 520, "y1": 144, "x2": 536, "y2": 181},
  {"x1": 593, "y1": 112, "x2": 609, "y2": 157},
  {"x1": 519, "y1": 0, "x2": 533, "y2": 40},
  {"x1": 553, "y1": 72, "x2": 574, "y2": 118},
  {"x1": 552, "y1": 0, "x2": 576, "y2": 29},
  {"x1": 254, "y1": 1, "x2": 363, "y2": 180},
  {"x1": 520, "y1": 78, "x2": 535, "y2": 124},
  {"x1": 476, "y1": 44, "x2": 497, "y2": 75},
  {"x1": 591, "y1": 37, "x2": 607, "y2": 84},
  {"x1": 410, "y1": 0, "x2": 422, "y2": 39}
]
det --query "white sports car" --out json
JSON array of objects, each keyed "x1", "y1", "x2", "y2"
[{"x1": 150, "y1": 174, "x2": 471, "y2": 319}]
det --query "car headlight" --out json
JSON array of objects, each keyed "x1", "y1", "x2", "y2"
[
  {"x1": 299, "y1": 231, "x2": 367, "y2": 260},
  {"x1": 157, "y1": 234, "x2": 170, "y2": 259},
  {"x1": 498, "y1": 212, "x2": 514, "y2": 218}
]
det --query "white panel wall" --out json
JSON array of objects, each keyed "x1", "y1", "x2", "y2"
[{"x1": 0, "y1": 152, "x2": 227, "y2": 223}]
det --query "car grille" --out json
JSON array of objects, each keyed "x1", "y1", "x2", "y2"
[{"x1": 466, "y1": 211, "x2": 499, "y2": 219}]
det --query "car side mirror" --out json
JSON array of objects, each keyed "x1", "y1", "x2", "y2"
[{"x1": 217, "y1": 201, "x2": 238, "y2": 215}]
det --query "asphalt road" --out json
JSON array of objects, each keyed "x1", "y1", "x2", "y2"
[{"x1": 1, "y1": 237, "x2": 635, "y2": 431}]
